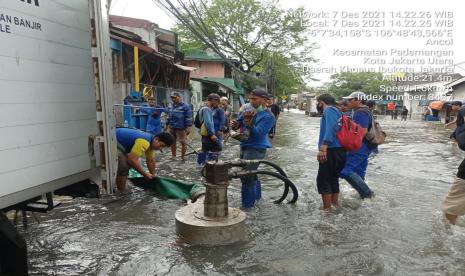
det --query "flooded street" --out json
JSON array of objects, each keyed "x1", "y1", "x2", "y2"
[{"x1": 23, "y1": 111, "x2": 465, "y2": 275}]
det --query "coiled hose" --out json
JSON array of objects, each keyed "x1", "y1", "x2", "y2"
[
  {"x1": 229, "y1": 170, "x2": 298, "y2": 204},
  {"x1": 255, "y1": 160, "x2": 293, "y2": 203},
  {"x1": 201, "y1": 159, "x2": 298, "y2": 204}
]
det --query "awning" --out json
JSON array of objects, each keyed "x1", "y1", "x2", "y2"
[
  {"x1": 110, "y1": 34, "x2": 197, "y2": 74},
  {"x1": 111, "y1": 34, "x2": 156, "y2": 54},
  {"x1": 447, "y1": 76, "x2": 465, "y2": 89},
  {"x1": 191, "y1": 77, "x2": 244, "y2": 95}
]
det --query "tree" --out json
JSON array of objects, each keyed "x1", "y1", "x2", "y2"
[
  {"x1": 260, "y1": 52, "x2": 308, "y2": 97},
  {"x1": 158, "y1": 0, "x2": 315, "y2": 74},
  {"x1": 327, "y1": 72, "x2": 393, "y2": 99}
]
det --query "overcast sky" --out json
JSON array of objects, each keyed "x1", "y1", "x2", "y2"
[{"x1": 110, "y1": 0, "x2": 465, "y2": 87}]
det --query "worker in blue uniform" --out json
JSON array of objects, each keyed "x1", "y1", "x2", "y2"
[
  {"x1": 141, "y1": 97, "x2": 164, "y2": 135},
  {"x1": 166, "y1": 92, "x2": 193, "y2": 161},
  {"x1": 116, "y1": 128, "x2": 174, "y2": 193},
  {"x1": 232, "y1": 88, "x2": 276, "y2": 208},
  {"x1": 340, "y1": 91, "x2": 375, "y2": 199}
]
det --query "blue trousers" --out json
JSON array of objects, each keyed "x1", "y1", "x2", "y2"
[
  {"x1": 240, "y1": 148, "x2": 266, "y2": 184},
  {"x1": 340, "y1": 143, "x2": 371, "y2": 179},
  {"x1": 240, "y1": 148, "x2": 266, "y2": 208},
  {"x1": 197, "y1": 137, "x2": 223, "y2": 166},
  {"x1": 340, "y1": 143, "x2": 374, "y2": 198}
]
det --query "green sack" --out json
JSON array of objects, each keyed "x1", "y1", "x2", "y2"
[{"x1": 129, "y1": 174, "x2": 204, "y2": 200}]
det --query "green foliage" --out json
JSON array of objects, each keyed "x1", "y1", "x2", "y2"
[
  {"x1": 327, "y1": 72, "x2": 393, "y2": 99},
  {"x1": 174, "y1": 26, "x2": 204, "y2": 53},
  {"x1": 177, "y1": 0, "x2": 306, "y2": 72},
  {"x1": 241, "y1": 74, "x2": 265, "y2": 92},
  {"x1": 262, "y1": 52, "x2": 307, "y2": 97},
  {"x1": 173, "y1": 0, "x2": 315, "y2": 87}
]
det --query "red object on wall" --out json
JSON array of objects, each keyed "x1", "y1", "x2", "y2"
[
  {"x1": 429, "y1": 101, "x2": 444, "y2": 110},
  {"x1": 387, "y1": 103, "x2": 396, "y2": 111}
]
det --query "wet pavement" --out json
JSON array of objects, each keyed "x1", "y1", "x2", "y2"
[{"x1": 21, "y1": 110, "x2": 465, "y2": 275}]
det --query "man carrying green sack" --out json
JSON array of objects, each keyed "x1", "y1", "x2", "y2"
[
  {"x1": 116, "y1": 128, "x2": 174, "y2": 193},
  {"x1": 129, "y1": 176, "x2": 205, "y2": 201}
]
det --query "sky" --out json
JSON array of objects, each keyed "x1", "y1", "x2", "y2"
[{"x1": 110, "y1": 0, "x2": 465, "y2": 87}]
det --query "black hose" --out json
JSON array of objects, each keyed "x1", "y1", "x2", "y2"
[
  {"x1": 228, "y1": 159, "x2": 292, "y2": 203},
  {"x1": 203, "y1": 159, "x2": 295, "y2": 203},
  {"x1": 230, "y1": 170, "x2": 298, "y2": 204},
  {"x1": 257, "y1": 160, "x2": 290, "y2": 203},
  {"x1": 257, "y1": 160, "x2": 288, "y2": 177},
  {"x1": 272, "y1": 180, "x2": 290, "y2": 204},
  {"x1": 256, "y1": 171, "x2": 298, "y2": 204}
]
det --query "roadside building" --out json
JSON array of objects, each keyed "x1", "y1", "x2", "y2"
[
  {"x1": 444, "y1": 77, "x2": 465, "y2": 123},
  {"x1": 448, "y1": 76, "x2": 465, "y2": 100},
  {"x1": 183, "y1": 49, "x2": 244, "y2": 113},
  {"x1": 108, "y1": 15, "x2": 196, "y2": 125},
  {"x1": 399, "y1": 73, "x2": 462, "y2": 120}
]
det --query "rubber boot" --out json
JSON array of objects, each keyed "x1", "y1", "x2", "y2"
[
  {"x1": 197, "y1": 152, "x2": 206, "y2": 166},
  {"x1": 255, "y1": 180, "x2": 262, "y2": 201},
  {"x1": 241, "y1": 183, "x2": 256, "y2": 208},
  {"x1": 344, "y1": 173, "x2": 373, "y2": 199}
]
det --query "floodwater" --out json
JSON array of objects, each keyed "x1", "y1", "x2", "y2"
[{"x1": 22, "y1": 110, "x2": 465, "y2": 275}]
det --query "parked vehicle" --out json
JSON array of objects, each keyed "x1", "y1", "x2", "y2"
[{"x1": 0, "y1": 1, "x2": 115, "y2": 274}]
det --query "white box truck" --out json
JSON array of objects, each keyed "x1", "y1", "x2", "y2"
[
  {"x1": 305, "y1": 94, "x2": 319, "y2": 117},
  {"x1": 0, "y1": 0, "x2": 116, "y2": 209},
  {"x1": 0, "y1": 1, "x2": 116, "y2": 273}
]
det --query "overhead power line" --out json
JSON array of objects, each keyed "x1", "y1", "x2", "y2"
[{"x1": 153, "y1": 0, "x2": 258, "y2": 78}]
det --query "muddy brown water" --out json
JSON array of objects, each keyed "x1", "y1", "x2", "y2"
[{"x1": 21, "y1": 111, "x2": 465, "y2": 275}]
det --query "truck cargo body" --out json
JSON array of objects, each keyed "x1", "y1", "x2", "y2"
[{"x1": 0, "y1": 0, "x2": 114, "y2": 209}]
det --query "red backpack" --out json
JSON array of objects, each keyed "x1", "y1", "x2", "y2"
[{"x1": 336, "y1": 114, "x2": 364, "y2": 152}]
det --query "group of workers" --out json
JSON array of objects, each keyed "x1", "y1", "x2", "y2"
[
  {"x1": 117, "y1": 87, "x2": 379, "y2": 210},
  {"x1": 115, "y1": 92, "x2": 193, "y2": 193},
  {"x1": 319, "y1": 93, "x2": 465, "y2": 222},
  {"x1": 115, "y1": 88, "x2": 278, "y2": 208},
  {"x1": 115, "y1": 86, "x2": 386, "y2": 211},
  {"x1": 316, "y1": 92, "x2": 378, "y2": 210},
  {"x1": 114, "y1": 86, "x2": 465, "y2": 223}
]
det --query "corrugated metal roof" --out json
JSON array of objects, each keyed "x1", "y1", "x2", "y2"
[
  {"x1": 110, "y1": 32, "x2": 194, "y2": 72},
  {"x1": 447, "y1": 76, "x2": 465, "y2": 88},
  {"x1": 110, "y1": 25, "x2": 147, "y2": 45},
  {"x1": 109, "y1": 15, "x2": 158, "y2": 30}
]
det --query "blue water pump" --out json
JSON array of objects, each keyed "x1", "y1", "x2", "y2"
[{"x1": 123, "y1": 91, "x2": 149, "y2": 130}]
